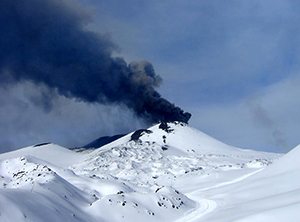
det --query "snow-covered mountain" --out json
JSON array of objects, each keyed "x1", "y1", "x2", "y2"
[{"x1": 0, "y1": 122, "x2": 299, "y2": 221}]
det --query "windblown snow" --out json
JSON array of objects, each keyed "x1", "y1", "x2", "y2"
[{"x1": 0, "y1": 122, "x2": 299, "y2": 221}]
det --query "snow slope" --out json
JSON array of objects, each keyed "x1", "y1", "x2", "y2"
[
  {"x1": 0, "y1": 143, "x2": 85, "y2": 167},
  {"x1": 1, "y1": 122, "x2": 297, "y2": 222},
  {"x1": 194, "y1": 145, "x2": 300, "y2": 222}
]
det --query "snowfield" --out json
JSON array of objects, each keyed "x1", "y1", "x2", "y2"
[{"x1": 0, "y1": 122, "x2": 299, "y2": 221}]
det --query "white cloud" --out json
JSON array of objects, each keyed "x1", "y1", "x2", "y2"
[{"x1": 189, "y1": 74, "x2": 300, "y2": 153}]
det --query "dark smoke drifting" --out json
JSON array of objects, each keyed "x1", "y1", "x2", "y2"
[{"x1": 0, "y1": 0, "x2": 191, "y2": 123}]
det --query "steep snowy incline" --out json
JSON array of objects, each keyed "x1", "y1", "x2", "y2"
[
  {"x1": 188, "y1": 144, "x2": 300, "y2": 222},
  {"x1": 144, "y1": 122, "x2": 239, "y2": 155}
]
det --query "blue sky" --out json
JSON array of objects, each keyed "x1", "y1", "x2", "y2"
[{"x1": 1, "y1": 0, "x2": 300, "y2": 153}]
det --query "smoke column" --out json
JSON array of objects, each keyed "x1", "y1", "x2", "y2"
[{"x1": 0, "y1": 0, "x2": 191, "y2": 123}]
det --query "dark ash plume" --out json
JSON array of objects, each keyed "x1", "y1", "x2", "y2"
[{"x1": 0, "y1": 0, "x2": 191, "y2": 123}]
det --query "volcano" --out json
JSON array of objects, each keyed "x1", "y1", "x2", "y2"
[{"x1": 0, "y1": 122, "x2": 299, "y2": 221}]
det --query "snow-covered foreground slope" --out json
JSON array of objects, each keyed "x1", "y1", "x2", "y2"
[
  {"x1": 195, "y1": 144, "x2": 300, "y2": 222},
  {"x1": 1, "y1": 122, "x2": 298, "y2": 221}
]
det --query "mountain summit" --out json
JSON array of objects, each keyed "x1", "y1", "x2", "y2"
[{"x1": 0, "y1": 122, "x2": 299, "y2": 221}]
